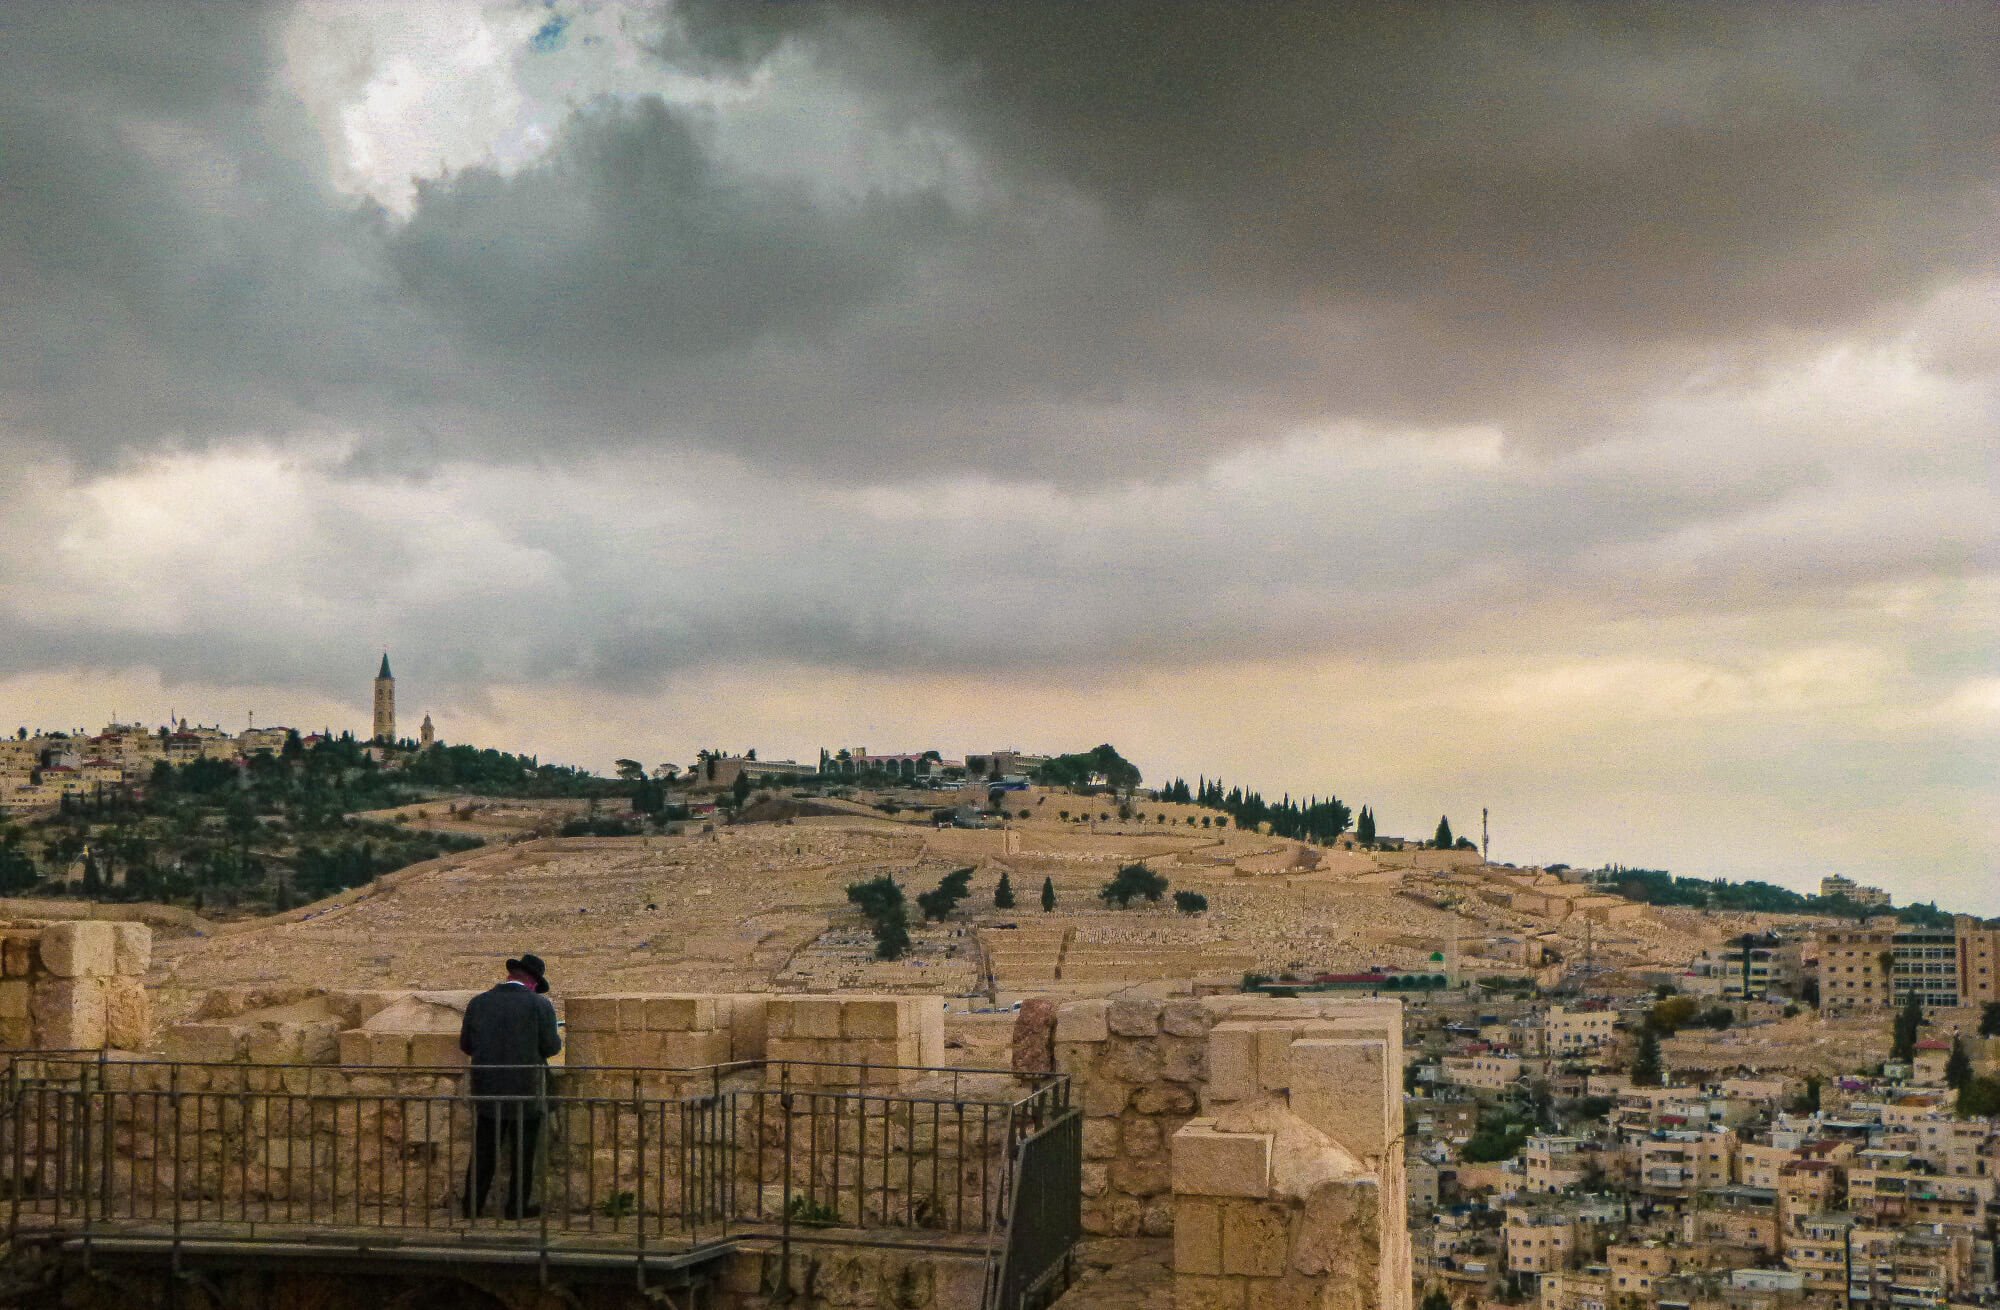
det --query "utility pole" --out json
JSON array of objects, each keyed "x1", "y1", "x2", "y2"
[{"x1": 1482, "y1": 807, "x2": 1489, "y2": 862}]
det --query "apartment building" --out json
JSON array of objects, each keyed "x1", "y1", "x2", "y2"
[
  {"x1": 1545, "y1": 1005, "x2": 1618, "y2": 1055},
  {"x1": 1816, "y1": 923, "x2": 1958, "y2": 1011}
]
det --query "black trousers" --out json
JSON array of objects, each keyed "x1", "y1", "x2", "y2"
[{"x1": 465, "y1": 1106, "x2": 542, "y2": 1216}]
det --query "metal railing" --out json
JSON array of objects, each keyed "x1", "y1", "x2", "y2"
[
  {"x1": 0, "y1": 1053, "x2": 1074, "y2": 1297},
  {"x1": 989, "y1": 1109, "x2": 1083, "y2": 1310}
]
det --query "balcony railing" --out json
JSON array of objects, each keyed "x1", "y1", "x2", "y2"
[{"x1": 0, "y1": 1053, "x2": 1077, "y2": 1306}]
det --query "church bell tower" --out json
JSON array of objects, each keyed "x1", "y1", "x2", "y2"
[{"x1": 373, "y1": 653, "x2": 396, "y2": 743}]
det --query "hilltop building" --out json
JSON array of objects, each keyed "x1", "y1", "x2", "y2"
[
  {"x1": 1820, "y1": 875, "x2": 1891, "y2": 908},
  {"x1": 372, "y1": 654, "x2": 395, "y2": 744},
  {"x1": 419, "y1": 713, "x2": 435, "y2": 749}
]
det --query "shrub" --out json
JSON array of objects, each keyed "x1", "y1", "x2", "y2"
[{"x1": 1173, "y1": 890, "x2": 1208, "y2": 915}]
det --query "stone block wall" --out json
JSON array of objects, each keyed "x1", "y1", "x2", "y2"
[
  {"x1": 1045, "y1": 994, "x2": 1411, "y2": 1310},
  {"x1": 765, "y1": 994, "x2": 946, "y2": 1086},
  {"x1": 0, "y1": 920, "x2": 150, "y2": 1052}
]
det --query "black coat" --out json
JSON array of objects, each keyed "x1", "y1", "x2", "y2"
[{"x1": 459, "y1": 982, "x2": 561, "y2": 1113}]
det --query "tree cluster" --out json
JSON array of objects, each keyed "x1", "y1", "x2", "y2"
[{"x1": 1156, "y1": 777, "x2": 1352, "y2": 843}]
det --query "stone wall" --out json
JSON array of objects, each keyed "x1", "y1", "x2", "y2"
[
  {"x1": 1042, "y1": 993, "x2": 1410, "y2": 1310},
  {"x1": 0, "y1": 920, "x2": 150, "y2": 1052}
]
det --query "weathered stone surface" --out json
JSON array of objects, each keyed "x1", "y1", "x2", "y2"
[
  {"x1": 1100, "y1": 1037, "x2": 1165, "y2": 1084},
  {"x1": 1172, "y1": 1121, "x2": 1270, "y2": 1198},
  {"x1": 1082, "y1": 1117, "x2": 1121, "y2": 1160},
  {"x1": 38, "y1": 922, "x2": 115, "y2": 978},
  {"x1": 1107, "y1": 997, "x2": 1162, "y2": 1037},
  {"x1": 1134, "y1": 1085, "x2": 1197, "y2": 1116},
  {"x1": 31, "y1": 977, "x2": 106, "y2": 1049},
  {"x1": 102, "y1": 977, "x2": 151, "y2": 1049},
  {"x1": 1162, "y1": 999, "x2": 1213, "y2": 1038},
  {"x1": 1207, "y1": 1023, "x2": 1258, "y2": 1102},
  {"x1": 1055, "y1": 999, "x2": 1109, "y2": 1044},
  {"x1": 1292, "y1": 1180, "x2": 1377, "y2": 1277},
  {"x1": 1220, "y1": 1199, "x2": 1291, "y2": 1277},
  {"x1": 163, "y1": 1021, "x2": 244, "y2": 1064},
  {"x1": 0, "y1": 980, "x2": 28, "y2": 1021},
  {"x1": 2, "y1": 935, "x2": 32, "y2": 978},
  {"x1": 110, "y1": 923, "x2": 151, "y2": 976},
  {"x1": 1174, "y1": 1274, "x2": 1247, "y2": 1310},
  {"x1": 1082, "y1": 1077, "x2": 1132, "y2": 1118},
  {"x1": 1054, "y1": 1040, "x2": 1097, "y2": 1074},
  {"x1": 1080, "y1": 1161, "x2": 1110, "y2": 1197},
  {"x1": 1289, "y1": 1039, "x2": 1391, "y2": 1162},
  {"x1": 1110, "y1": 1154, "x2": 1172, "y2": 1197},
  {"x1": 1160, "y1": 1036, "x2": 1207, "y2": 1085},
  {"x1": 1141, "y1": 1198, "x2": 1175, "y2": 1237},
  {"x1": 645, "y1": 995, "x2": 719, "y2": 1032},
  {"x1": 1175, "y1": 1196, "x2": 1222, "y2": 1274},
  {"x1": 1010, "y1": 998, "x2": 1057, "y2": 1075},
  {"x1": 1122, "y1": 1116, "x2": 1163, "y2": 1156}
]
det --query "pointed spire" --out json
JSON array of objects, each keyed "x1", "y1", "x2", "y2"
[{"x1": 378, "y1": 652, "x2": 392, "y2": 680}]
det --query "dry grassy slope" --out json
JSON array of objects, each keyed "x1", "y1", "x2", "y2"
[{"x1": 149, "y1": 809, "x2": 1794, "y2": 1014}]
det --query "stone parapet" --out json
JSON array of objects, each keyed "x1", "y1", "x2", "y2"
[{"x1": 0, "y1": 920, "x2": 151, "y2": 1052}]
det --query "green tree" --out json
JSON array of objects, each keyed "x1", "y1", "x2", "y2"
[
  {"x1": 1433, "y1": 815, "x2": 1454, "y2": 849},
  {"x1": 916, "y1": 867, "x2": 975, "y2": 922},
  {"x1": 1100, "y1": 862, "x2": 1169, "y2": 908},
  {"x1": 1631, "y1": 1029, "x2": 1664, "y2": 1086},
  {"x1": 994, "y1": 870, "x2": 1016, "y2": 909},
  {"x1": 1356, "y1": 806, "x2": 1375, "y2": 845},
  {"x1": 1980, "y1": 1003, "x2": 2000, "y2": 1038},
  {"x1": 846, "y1": 875, "x2": 912, "y2": 960},
  {"x1": 1957, "y1": 1075, "x2": 2000, "y2": 1118},
  {"x1": 1791, "y1": 1074, "x2": 1822, "y2": 1114},
  {"x1": 1892, "y1": 990, "x2": 1923, "y2": 1062},
  {"x1": 1421, "y1": 1289, "x2": 1453, "y2": 1310},
  {"x1": 1040, "y1": 877, "x2": 1056, "y2": 912},
  {"x1": 614, "y1": 759, "x2": 646, "y2": 782},
  {"x1": 1946, "y1": 1036, "x2": 1973, "y2": 1090},
  {"x1": 1173, "y1": 890, "x2": 1208, "y2": 915}
]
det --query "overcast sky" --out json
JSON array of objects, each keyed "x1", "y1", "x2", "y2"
[{"x1": 2, "y1": 2, "x2": 1994, "y2": 906}]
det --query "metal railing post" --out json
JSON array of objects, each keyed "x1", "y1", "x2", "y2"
[{"x1": 634, "y1": 1074, "x2": 648, "y2": 1294}]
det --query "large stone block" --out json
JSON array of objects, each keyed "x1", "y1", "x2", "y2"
[
  {"x1": 1056, "y1": 1000, "x2": 1110, "y2": 1044},
  {"x1": 1174, "y1": 1274, "x2": 1247, "y2": 1310},
  {"x1": 409, "y1": 1032, "x2": 468, "y2": 1068},
  {"x1": 1175, "y1": 1196, "x2": 1223, "y2": 1274},
  {"x1": 1108, "y1": 998, "x2": 1162, "y2": 1037},
  {"x1": 1206, "y1": 1023, "x2": 1259, "y2": 1103},
  {"x1": 787, "y1": 998, "x2": 846, "y2": 1040},
  {"x1": 1012, "y1": 998, "x2": 1057, "y2": 1075},
  {"x1": 1256, "y1": 1027, "x2": 1296, "y2": 1091},
  {"x1": 1082, "y1": 1117, "x2": 1121, "y2": 1160},
  {"x1": 720, "y1": 993, "x2": 770, "y2": 1061},
  {"x1": 841, "y1": 997, "x2": 905, "y2": 1040},
  {"x1": 1288, "y1": 1039, "x2": 1390, "y2": 1161},
  {"x1": 165, "y1": 1022, "x2": 245, "y2": 1064},
  {"x1": 0, "y1": 980, "x2": 28, "y2": 1021},
  {"x1": 110, "y1": 923, "x2": 151, "y2": 976},
  {"x1": 102, "y1": 977, "x2": 151, "y2": 1049},
  {"x1": 1219, "y1": 1199, "x2": 1290, "y2": 1277},
  {"x1": 1, "y1": 934, "x2": 33, "y2": 978},
  {"x1": 1082, "y1": 1077, "x2": 1131, "y2": 1118},
  {"x1": 1162, "y1": 999, "x2": 1213, "y2": 1038},
  {"x1": 31, "y1": 977, "x2": 106, "y2": 1049},
  {"x1": 564, "y1": 996, "x2": 621, "y2": 1033},
  {"x1": 916, "y1": 997, "x2": 946, "y2": 1067},
  {"x1": 38, "y1": 922, "x2": 116, "y2": 979},
  {"x1": 1172, "y1": 1121, "x2": 1271, "y2": 1199},
  {"x1": 639, "y1": 994, "x2": 710, "y2": 1032},
  {"x1": 658, "y1": 1028, "x2": 731, "y2": 1068}
]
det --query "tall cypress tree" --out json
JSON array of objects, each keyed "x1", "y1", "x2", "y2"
[
  {"x1": 1434, "y1": 815, "x2": 1454, "y2": 849},
  {"x1": 1040, "y1": 877, "x2": 1056, "y2": 912},
  {"x1": 1631, "y1": 1029, "x2": 1664, "y2": 1087},
  {"x1": 1356, "y1": 806, "x2": 1375, "y2": 845},
  {"x1": 1946, "y1": 1036, "x2": 1973, "y2": 1090},
  {"x1": 1892, "y1": 990, "x2": 1924, "y2": 1061},
  {"x1": 994, "y1": 870, "x2": 1016, "y2": 909}
]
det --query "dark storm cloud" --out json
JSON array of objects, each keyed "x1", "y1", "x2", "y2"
[{"x1": 2, "y1": 1, "x2": 1994, "y2": 478}]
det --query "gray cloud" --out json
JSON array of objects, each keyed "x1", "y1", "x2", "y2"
[{"x1": 3, "y1": 2, "x2": 1995, "y2": 480}]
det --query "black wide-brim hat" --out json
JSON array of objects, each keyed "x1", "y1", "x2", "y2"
[{"x1": 507, "y1": 953, "x2": 550, "y2": 994}]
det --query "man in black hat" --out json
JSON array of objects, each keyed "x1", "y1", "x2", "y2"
[{"x1": 459, "y1": 952, "x2": 561, "y2": 1218}]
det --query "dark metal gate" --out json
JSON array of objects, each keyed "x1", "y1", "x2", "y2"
[{"x1": 988, "y1": 1109, "x2": 1081, "y2": 1310}]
